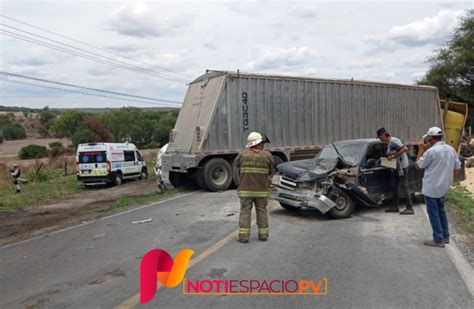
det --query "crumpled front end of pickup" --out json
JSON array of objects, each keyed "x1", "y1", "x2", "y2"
[{"x1": 271, "y1": 175, "x2": 336, "y2": 214}]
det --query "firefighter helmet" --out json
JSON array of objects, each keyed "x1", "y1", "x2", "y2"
[{"x1": 246, "y1": 132, "x2": 264, "y2": 148}]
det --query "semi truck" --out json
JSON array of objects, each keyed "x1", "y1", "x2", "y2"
[{"x1": 162, "y1": 71, "x2": 442, "y2": 191}]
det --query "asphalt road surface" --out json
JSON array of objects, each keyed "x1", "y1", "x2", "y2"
[{"x1": 0, "y1": 190, "x2": 472, "y2": 308}]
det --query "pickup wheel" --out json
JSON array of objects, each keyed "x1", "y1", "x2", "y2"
[
  {"x1": 279, "y1": 202, "x2": 301, "y2": 212},
  {"x1": 203, "y1": 158, "x2": 232, "y2": 191},
  {"x1": 328, "y1": 189, "x2": 354, "y2": 219}
]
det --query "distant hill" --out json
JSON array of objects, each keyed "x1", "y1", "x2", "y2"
[{"x1": 0, "y1": 106, "x2": 180, "y2": 113}]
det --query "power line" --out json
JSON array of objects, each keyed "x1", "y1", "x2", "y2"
[
  {"x1": 0, "y1": 27, "x2": 189, "y2": 83},
  {"x1": 0, "y1": 14, "x2": 193, "y2": 79},
  {"x1": 2, "y1": 78, "x2": 180, "y2": 106},
  {"x1": 0, "y1": 71, "x2": 182, "y2": 106}
]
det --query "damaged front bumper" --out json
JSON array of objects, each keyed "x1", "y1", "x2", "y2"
[{"x1": 270, "y1": 176, "x2": 335, "y2": 214}]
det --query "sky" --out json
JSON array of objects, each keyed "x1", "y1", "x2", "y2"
[{"x1": 0, "y1": 0, "x2": 472, "y2": 109}]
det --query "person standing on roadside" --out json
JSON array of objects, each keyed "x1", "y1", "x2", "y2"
[
  {"x1": 376, "y1": 127, "x2": 414, "y2": 215},
  {"x1": 235, "y1": 132, "x2": 274, "y2": 243},
  {"x1": 416, "y1": 127, "x2": 462, "y2": 248},
  {"x1": 10, "y1": 163, "x2": 21, "y2": 193}
]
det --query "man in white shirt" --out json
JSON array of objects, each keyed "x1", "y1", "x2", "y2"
[{"x1": 416, "y1": 127, "x2": 462, "y2": 248}]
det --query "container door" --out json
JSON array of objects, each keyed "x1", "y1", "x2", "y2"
[{"x1": 169, "y1": 74, "x2": 226, "y2": 152}]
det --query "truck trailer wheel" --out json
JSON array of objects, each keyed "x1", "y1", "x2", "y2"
[
  {"x1": 169, "y1": 171, "x2": 184, "y2": 188},
  {"x1": 232, "y1": 160, "x2": 240, "y2": 187},
  {"x1": 195, "y1": 169, "x2": 210, "y2": 191},
  {"x1": 327, "y1": 189, "x2": 354, "y2": 219},
  {"x1": 203, "y1": 158, "x2": 232, "y2": 191},
  {"x1": 272, "y1": 155, "x2": 285, "y2": 168}
]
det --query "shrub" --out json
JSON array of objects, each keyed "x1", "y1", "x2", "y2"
[
  {"x1": 18, "y1": 144, "x2": 48, "y2": 160},
  {"x1": 2, "y1": 123, "x2": 27, "y2": 140}
]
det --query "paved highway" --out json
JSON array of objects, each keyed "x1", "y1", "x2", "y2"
[{"x1": 0, "y1": 190, "x2": 472, "y2": 308}]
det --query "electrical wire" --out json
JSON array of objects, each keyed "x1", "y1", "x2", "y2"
[
  {"x1": 0, "y1": 28, "x2": 188, "y2": 83},
  {"x1": 0, "y1": 14, "x2": 193, "y2": 79},
  {"x1": 0, "y1": 72, "x2": 182, "y2": 107}
]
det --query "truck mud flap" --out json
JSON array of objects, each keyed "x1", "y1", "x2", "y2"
[{"x1": 336, "y1": 183, "x2": 380, "y2": 207}]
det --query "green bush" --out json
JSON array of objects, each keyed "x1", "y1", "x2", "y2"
[
  {"x1": 2, "y1": 123, "x2": 26, "y2": 140},
  {"x1": 18, "y1": 144, "x2": 48, "y2": 159},
  {"x1": 71, "y1": 129, "x2": 97, "y2": 147},
  {"x1": 49, "y1": 141, "x2": 63, "y2": 148}
]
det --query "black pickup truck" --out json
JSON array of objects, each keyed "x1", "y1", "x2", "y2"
[{"x1": 271, "y1": 139, "x2": 427, "y2": 219}]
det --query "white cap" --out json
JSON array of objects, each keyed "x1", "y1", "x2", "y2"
[{"x1": 425, "y1": 126, "x2": 443, "y2": 137}]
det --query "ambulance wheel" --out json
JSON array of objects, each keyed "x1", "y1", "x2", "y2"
[
  {"x1": 139, "y1": 168, "x2": 148, "y2": 180},
  {"x1": 203, "y1": 158, "x2": 232, "y2": 191},
  {"x1": 114, "y1": 173, "x2": 123, "y2": 186}
]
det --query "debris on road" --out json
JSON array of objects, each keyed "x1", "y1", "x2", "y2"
[
  {"x1": 92, "y1": 233, "x2": 106, "y2": 240},
  {"x1": 131, "y1": 218, "x2": 152, "y2": 224}
]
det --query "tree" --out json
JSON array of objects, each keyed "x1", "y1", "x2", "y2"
[
  {"x1": 2, "y1": 123, "x2": 27, "y2": 140},
  {"x1": 0, "y1": 114, "x2": 11, "y2": 129},
  {"x1": 38, "y1": 106, "x2": 57, "y2": 137},
  {"x1": 49, "y1": 110, "x2": 86, "y2": 137},
  {"x1": 83, "y1": 116, "x2": 113, "y2": 142},
  {"x1": 71, "y1": 129, "x2": 98, "y2": 147},
  {"x1": 418, "y1": 9, "x2": 473, "y2": 125}
]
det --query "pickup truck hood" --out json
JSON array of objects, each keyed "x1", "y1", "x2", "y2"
[{"x1": 276, "y1": 158, "x2": 339, "y2": 182}]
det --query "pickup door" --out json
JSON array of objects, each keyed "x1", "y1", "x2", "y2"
[{"x1": 358, "y1": 142, "x2": 393, "y2": 202}]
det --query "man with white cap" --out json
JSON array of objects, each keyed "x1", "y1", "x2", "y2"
[
  {"x1": 416, "y1": 127, "x2": 462, "y2": 248},
  {"x1": 235, "y1": 132, "x2": 274, "y2": 243}
]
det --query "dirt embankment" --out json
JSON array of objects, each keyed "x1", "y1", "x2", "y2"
[
  {"x1": 0, "y1": 177, "x2": 162, "y2": 247},
  {"x1": 0, "y1": 138, "x2": 70, "y2": 158}
]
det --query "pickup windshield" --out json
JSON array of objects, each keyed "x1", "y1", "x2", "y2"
[{"x1": 316, "y1": 141, "x2": 366, "y2": 166}]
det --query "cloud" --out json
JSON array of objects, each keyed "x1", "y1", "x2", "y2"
[
  {"x1": 368, "y1": 9, "x2": 464, "y2": 48},
  {"x1": 106, "y1": 2, "x2": 188, "y2": 38},
  {"x1": 245, "y1": 47, "x2": 320, "y2": 71},
  {"x1": 287, "y1": 5, "x2": 318, "y2": 19}
]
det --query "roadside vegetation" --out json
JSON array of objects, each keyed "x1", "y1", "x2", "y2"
[
  {"x1": 446, "y1": 185, "x2": 474, "y2": 237},
  {"x1": 108, "y1": 189, "x2": 179, "y2": 211},
  {"x1": 0, "y1": 164, "x2": 82, "y2": 211}
]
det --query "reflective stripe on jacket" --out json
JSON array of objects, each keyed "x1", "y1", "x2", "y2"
[{"x1": 235, "y1": 150, "x2": 274, "y2": 198}]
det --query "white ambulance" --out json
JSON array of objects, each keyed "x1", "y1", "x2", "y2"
[{"x1": 76, "y1": 143, "x2": 147, "y2": 186}]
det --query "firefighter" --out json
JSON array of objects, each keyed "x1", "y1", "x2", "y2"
[
  {"x1": 10, "y1": 163, "x2": 21, "y2": 193},
  {"x1": 235, "y1": 132, "x2": 275, "y2": 243}
]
